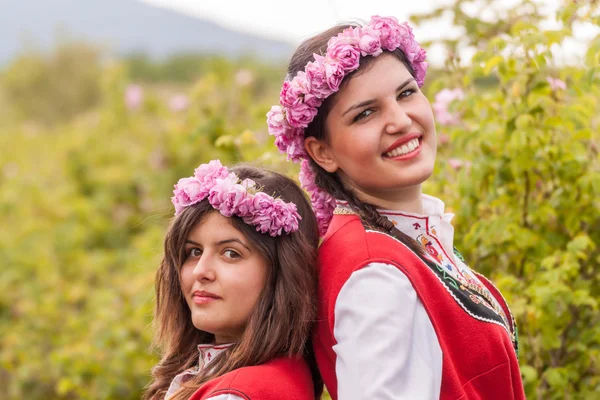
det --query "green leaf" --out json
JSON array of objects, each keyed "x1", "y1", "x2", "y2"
[{"x1": 483, "y1": 55, "x2": 504, "y2": 76}]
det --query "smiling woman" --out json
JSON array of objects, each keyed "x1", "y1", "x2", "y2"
[
  {"x1": 267, "y1": 15, "x2": 526, "y2": 400},
  {"x1": 143, "y1": 160, "x2": 322, "y2": 400}
]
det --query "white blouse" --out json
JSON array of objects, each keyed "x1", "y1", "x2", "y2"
[
  {"x1": 165, "y1": 343, "x2": 244, "y2": 400},
  {"x1": 332, "y1": 194, "x2": 501, "y2": 400}
]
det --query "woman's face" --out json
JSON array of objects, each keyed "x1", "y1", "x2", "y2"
[
  {"x1": 180, "y1": 211, "x2": 269, "y2": 344},
  {"x1": 315, "y1": 54, "x2": 437, "y2": 205}
]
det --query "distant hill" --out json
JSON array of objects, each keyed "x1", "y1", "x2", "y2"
[{"x1": 0, "y1": 0, "x2": 294, "y2": 65}]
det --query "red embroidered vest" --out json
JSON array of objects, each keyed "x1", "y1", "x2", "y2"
[
  {"x1": 313, "y1": 215, "x2": 524, "y2": 400},
  {"x1": 188, "y1": 357, "x2": 314, "y2": 400}
]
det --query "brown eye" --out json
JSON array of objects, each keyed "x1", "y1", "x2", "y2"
[
  {"x1": 398, "y1": 88, "x2": 416, "y2": 99},
  {"x1": 223, "y1": 249, "x2": 241, "y2": 260},
  {"x1": 353, "y1": 109, "x2": 374, "y2": 122},
  {"x1": 187, "y1": 248, "x2": 202, "y2": 258}
]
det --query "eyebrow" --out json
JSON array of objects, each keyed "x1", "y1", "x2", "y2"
[
  {"x1": 185, "y1": 238, "x2": 251, "y2": 252},
  {"x1": 341, "y1": 77, "x2": 416, "y2": 116}
]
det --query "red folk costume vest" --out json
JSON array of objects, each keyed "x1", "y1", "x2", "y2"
[
  {"x1": 313, "y1": 214, "x2": 525, "y2": 400},
  {"x1": 188, "y1": 357, "x2": 314, "y2": 400}
]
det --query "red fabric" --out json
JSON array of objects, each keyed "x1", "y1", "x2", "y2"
[
  {"x1": 188, "y1": 357, "x2": 314, "y2": 400},
  {"x1": 313, "y1": 214, "x2": 525, "y2": 400}
]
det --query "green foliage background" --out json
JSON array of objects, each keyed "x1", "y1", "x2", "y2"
[{"x1": 0, "y1": 1, "x2": 598, "y2": 399}]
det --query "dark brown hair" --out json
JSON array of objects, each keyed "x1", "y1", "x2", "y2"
[
  {"x1": 144, "y1": 165, "x2": 322, "y2": 400},
  {"x1": 287, "y1": 23, "x2": 424, "y2": 256}
]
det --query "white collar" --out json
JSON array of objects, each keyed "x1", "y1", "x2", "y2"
[
  {"x1": 336, "y1": 194, "x2": 453, "y2": 221},
  {"x1": 197, "y1": 343, "x2": 234, "y2": 369}
]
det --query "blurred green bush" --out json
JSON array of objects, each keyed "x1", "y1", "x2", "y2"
[{"x1": 0, "y1": 1, "x2": 598, "y2": 399}]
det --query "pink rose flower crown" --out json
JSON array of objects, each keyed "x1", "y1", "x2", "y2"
[
  {"x1": 267, "y1": 16, "x2": 428, "y2": 237},
  {"x1": 171, "y1": 160, "x2": 301, "y2": 237}
]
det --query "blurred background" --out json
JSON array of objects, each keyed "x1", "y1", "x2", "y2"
[{"x1": 0, "y1": 0, "x2": 598, "y2": 399}]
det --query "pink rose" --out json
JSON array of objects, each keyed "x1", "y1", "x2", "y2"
[
  {"x1": 125, "y1": 84, "x2": 143, "y2": 110},
  {"x1": 433, "y1": 88, "x2": 464, "y2": 126},
  {"x1": 280, "y1": 72, "x2": 321, "y2": 108},
  {"x1": 322, "y1": 59, "x2": 345, "y2": 92},
  {"x1": 327, "y1": 31, "x2": 361, "y2": 72},
  {"x1": 357, "y1": 26, "x2": 382, "y2": 56},
  {"x1": 168, "y1": 94, "x2": 189, "y2": 112},
  {"x1": 448, "y1": 158, "x2": 472, "y2": 171},
  {"x1": 547, "y1": 77, "x2": 566, "y2": 90},
  {"x1": 171, "y1": 177, "x2": 203, "y2": 215},
  {"x1": 208, "y1": 174, "x2": 247, "y2": 217},
  {"x1": 286, "y1": 102, "x2": 318, "y2": 128},
  {"x1": 193, "y1": 160, "x2": 229, "y2": 197},
  {"x1": 305, "y1": 57, "x2": 334, "y2": 99},
  {"x1": 242, "y1": 192, "x2": 272, "y2": 226},
  {"x1": 300, "y1": 160, "x2": 335, "y2": 237},
  {"x1": 369, "y1": 15, "x2": 402, "y2": 51},
  {"x1": 246, "y1": 197, "x2": 300, "y2": 236},
  {"x1": 267, "y1": 106, "x2": 291, "y2": 137},
  {"x1": 285, "y1": 135, "x2": 308, "y2": 162},
  {"x1": 413, "y1": 51, "x2": 428, "y2": 87}
]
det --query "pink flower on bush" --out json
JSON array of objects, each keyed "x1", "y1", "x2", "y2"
[
  {"x1": 433, "y1": 88, "x2": 465, "y2": 126},
  {"x1": 235, "y1": 69, "x2": 254, "y2": 86},
  {"x1": 547, "y1": 77, "x2": 566, "y2": 91},
  {"x1": 438, "y1": 134, "x2": 450, "y2": 145},
  {"x1": 448, "y1": 158, "x2": 472, "y2": 171},
  {"x1": 125, "y1": 84, "x2": 143, "y2": 110},
  {"x1": 169, "y1": 94, "x2": 189, "y2": 112}
]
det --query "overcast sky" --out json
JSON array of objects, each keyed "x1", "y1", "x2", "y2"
[{"x1": 139, "y1": 0, "x2": 597, "y2": 66}]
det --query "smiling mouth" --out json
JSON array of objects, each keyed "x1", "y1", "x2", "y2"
[{"x1": 384, "y1": 137, "x2": 421, "y2": 158}]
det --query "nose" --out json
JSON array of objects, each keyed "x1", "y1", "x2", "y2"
[
  {"x1": 384, "y1": 101, "x2": 411, "y2": 135},
  {"x1": 192, "y1": 253, "x2": 216, "y2": 282}
]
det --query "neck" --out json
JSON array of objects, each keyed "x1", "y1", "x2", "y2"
[{"x1": 348, "y1": 184, "x2": 424, "y2": 214}]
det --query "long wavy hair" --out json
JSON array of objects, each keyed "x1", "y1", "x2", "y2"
[
  {"x1": 288, "y1": 23, "x2": 424, "y2": 256},
  {"x1": 144, "y1": 165, "x2": 322, "y2": 400}
]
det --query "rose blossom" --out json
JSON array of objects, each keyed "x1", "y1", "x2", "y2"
[
  {"x1": 547, "y1": 77, "x2": 566, "y2": 91},
  {"x1": 433, "y1": 88, "x2": 465, "y2": 126},
  {"x1": 208, "y1": 174, "x2": 247, "y2": 217},
  {"x1": 193, "y1": 160, "x2": 229, "y2": 197},
  {"x1": 286, "y1": 102, "x2": 318, "y2": 128},
  {"x1": 327, "y1": 30, "x2": 361, "y2": 72},
  {"x1": 357, "y1": 26, "x2": 382, "y2": 56},
  {"x1": 305, "y1": 58, "x2": 334, "y2": 99},
  {"x1": 267, "y1": 106, "x2": 291, "y2": 137},
  {"x1": 171, "y1": 177, "x2": 202, "y2": 215}
]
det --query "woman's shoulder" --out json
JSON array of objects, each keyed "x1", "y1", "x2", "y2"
[
  {"x1": 205, "y1": 357, "x2": 313, "y2": 400},
  {"x1": 320, "y1": 214, "x2": 419, "y2": 263}
]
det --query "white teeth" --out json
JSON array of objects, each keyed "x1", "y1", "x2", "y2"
[{"x1": 386, "y1": 138, "x2": 420, "y2": 157}]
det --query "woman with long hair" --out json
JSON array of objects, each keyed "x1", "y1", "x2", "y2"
[
  {"x1": 267, "y1": 16, "x2": 525, "y2": 400},
  {"x1": 144, "y1": 160, "x2": 322, "y2": 400}
]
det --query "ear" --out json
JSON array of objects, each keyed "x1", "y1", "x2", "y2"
[{"x1": 304, "y1": 136, "x2": 339, "y2": 173}]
